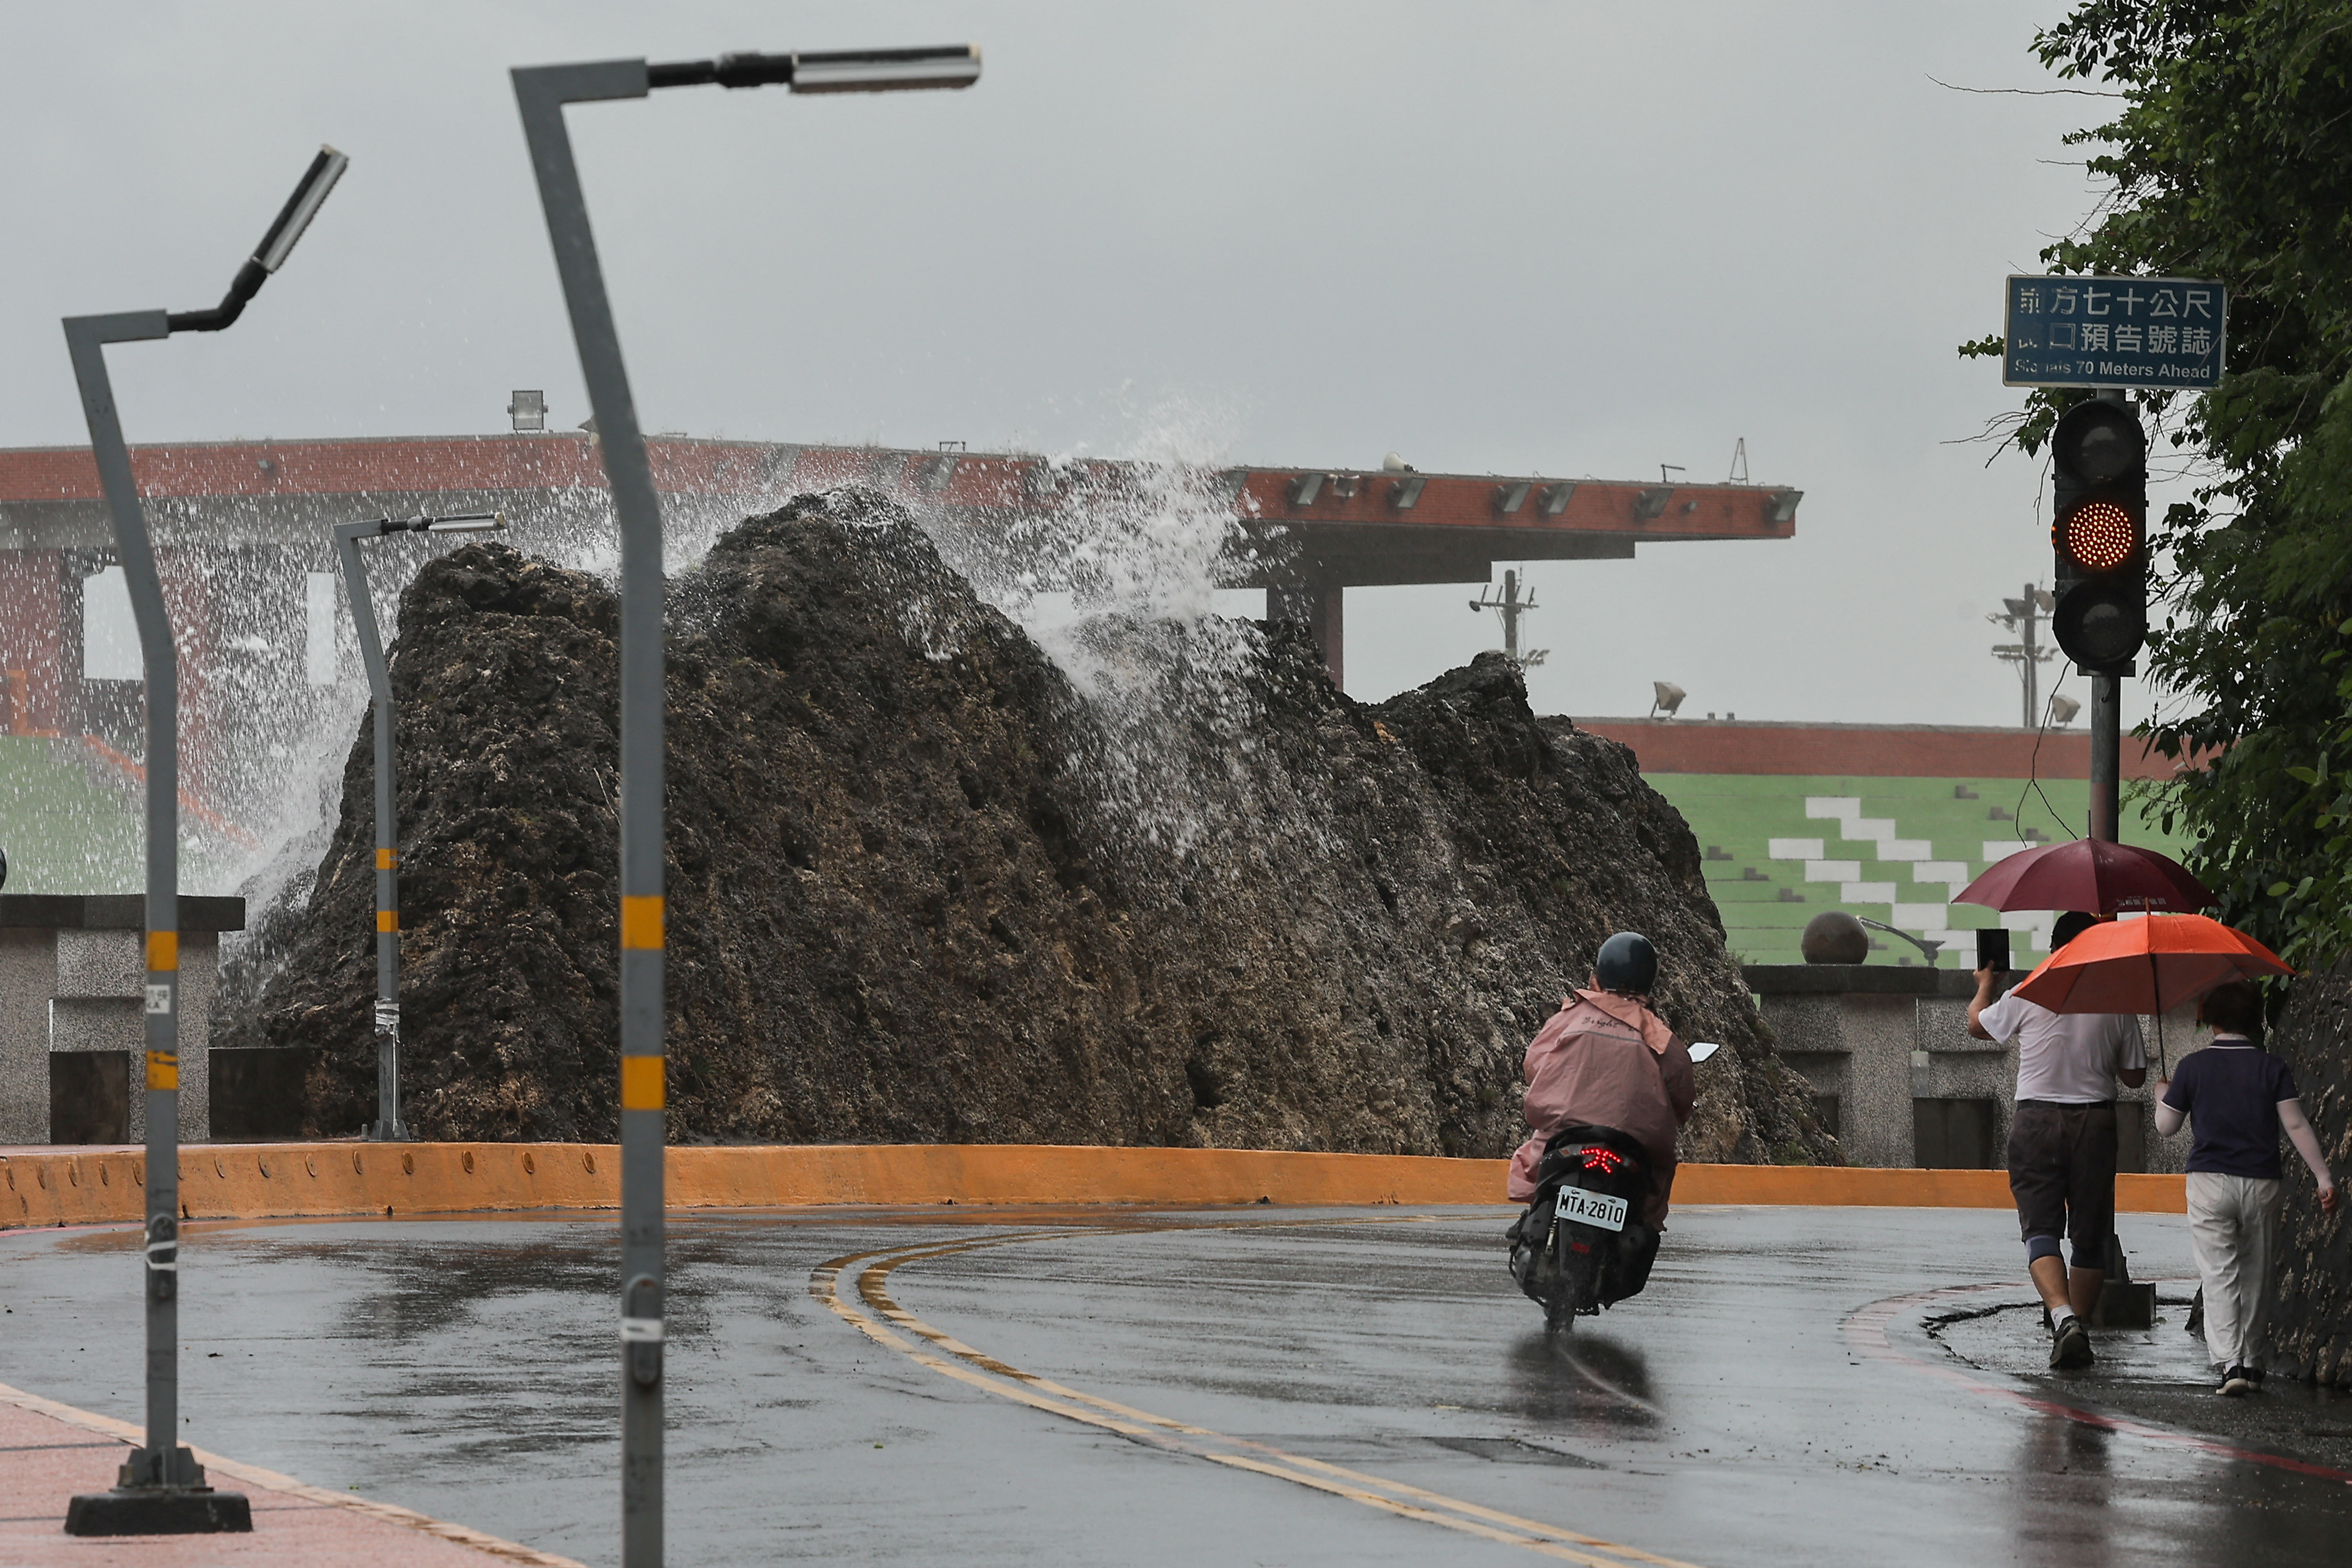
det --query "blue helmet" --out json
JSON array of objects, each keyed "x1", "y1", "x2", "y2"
[{"x1": 1596, "y1": 931, "x2": 1658, "y2": 995}]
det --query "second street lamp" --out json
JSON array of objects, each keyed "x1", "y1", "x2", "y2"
[
  {"x1": 332, "y1": 511, "x2": 508, "y2": 1143},
  {"x1": 510, "y1": 41, "x2": 977, "y2": 1568}
]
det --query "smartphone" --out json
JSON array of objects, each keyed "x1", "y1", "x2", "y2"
[{"x1": 1976, "y1": 926, "x2": 2012, "y2": 974}]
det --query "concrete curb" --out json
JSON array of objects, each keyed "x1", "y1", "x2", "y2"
[{"x1": 0, "y1": 1143, "x2": 2190, "y2": 1228}]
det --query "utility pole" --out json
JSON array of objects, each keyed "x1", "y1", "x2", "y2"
[
  {"x1": 1989, "y1": 583, "x2": 2055, "y2": 728},
  {"x1": 1470, "y1": 569, "x2": 1542, "y2": 664}
]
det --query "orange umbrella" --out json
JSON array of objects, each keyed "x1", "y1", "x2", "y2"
[{"x1": 2010, "y1": 913, "x2": 2292, "y2": 1016}]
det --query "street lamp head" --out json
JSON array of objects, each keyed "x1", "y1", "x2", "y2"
[
  {"x1": 422, "y1": 511, "x2": 507, "y2": 534},
  {"x1": 255, "y1": 146, "x2": 351, "y2": 273},
  {"x1": 648, "y1": 44, "x2": 980, "y2": 94},
  {"x1": 168, "y1": 145, "x2": 350, "y2": 333}
]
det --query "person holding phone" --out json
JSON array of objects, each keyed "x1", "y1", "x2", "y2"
[
  {"x1": 1968, "y1": 911, "x2": 2147, "y2": 1370},
  {"x1": 2155, "y1": 980, "x2": 2341, "y2": 1396}
]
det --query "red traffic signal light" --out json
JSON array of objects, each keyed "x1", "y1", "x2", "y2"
[
  {"x1": 2048, "y1": 399, "x2": 2148, "y2": 674},
  {"x1": 2058, "y1": 497, "x2": 2139, "y2": 573}
]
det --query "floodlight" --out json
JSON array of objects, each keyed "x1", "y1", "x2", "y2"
[
  {"x1": 2049, "y1": 695, "x2": 2082, "y2": 725},
  {"x1": 1388, "y1": 476, "x2": 1426, "y2": 509},
  {"x1": 1540, "y1": 482, "x2": 1575, "y2": 516},
  {"x1": 423, "y1": 511, "x2": 507, "y2": 534},
  {"x1": 509, "y1": 390, "x2": 547, "y2": 432},
  {"x1": 1289, "y1": 472, "x2": 1325, "y2": 505},
  {"x1": 1650, "y1": 681, "x2": 1686, "y2": 718},
  {"x1": 1633, "y1": 486, "x2": 1672, "y2": 521},
  {"x1": 1765, "y1": 489, "x2": 1804, "y2": 525},
  {"x1": 1494, "y1": 481, "x2": 1531, "y2": 516}
]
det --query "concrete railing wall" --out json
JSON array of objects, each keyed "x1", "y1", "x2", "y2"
[{"x1": 1747, "y1": 963, "x2": 2190, "y2": 1174}]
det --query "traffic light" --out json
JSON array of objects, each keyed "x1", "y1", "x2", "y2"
[{"x1": 2049, "y1": 398, "x2": 2147, "y2": 675}]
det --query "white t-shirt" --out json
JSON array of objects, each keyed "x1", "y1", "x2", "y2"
[{"x1": 1977, "y1": 991, "x2": 2147, "y2": 1102}]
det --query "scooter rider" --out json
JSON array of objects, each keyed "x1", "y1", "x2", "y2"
[{"x1": 1508, "y1": 932, "x2": 1699, "y2": 1233}]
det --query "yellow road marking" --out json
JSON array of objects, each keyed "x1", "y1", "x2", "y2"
[{"x1": 812, "y1": 1218, "x2": 1705, "y2": 1568}]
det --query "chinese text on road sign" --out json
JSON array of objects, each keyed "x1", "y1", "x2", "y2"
[{"x1": 2003, "y1": 275, "x2": 2228, "y2": 390}]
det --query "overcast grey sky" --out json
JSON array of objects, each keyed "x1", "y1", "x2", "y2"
[{"x1": 2, "y1": 2, "x2": 2163, "y2": 728}]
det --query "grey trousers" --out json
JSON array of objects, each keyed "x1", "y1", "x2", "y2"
[{"x1": 2185, "y1": 1171, "x2": 2283, "y2": 1371}]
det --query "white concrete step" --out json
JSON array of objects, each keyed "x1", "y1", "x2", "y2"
[
  {"x1": 1769, "y1": 837, "x2": 1825, "y2": 860},
  {"x1": 1804, "y1": 860, "x2": 1862, "y2": 882}
]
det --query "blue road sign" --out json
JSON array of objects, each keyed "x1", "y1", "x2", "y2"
[{"x1": 2002, "y1": 274, "x2": 2227, "y2": 389}]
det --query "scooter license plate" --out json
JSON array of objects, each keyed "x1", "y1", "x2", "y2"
[{"x1": 1555, "y1": 1186, "x2": 1627, "y2": 1233}]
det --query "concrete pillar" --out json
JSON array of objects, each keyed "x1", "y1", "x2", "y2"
[{"x1": 1269, "y1": 572, "x2": 1343, "y2": 689}]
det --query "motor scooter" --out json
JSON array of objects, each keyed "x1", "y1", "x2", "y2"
[
  {"x1": 1506, "y1": 1041, "x2": 1717, "y2": 1333},
  {"x1": 1506, "y1": 1124, "x2": 1657, "y2": 1333}
]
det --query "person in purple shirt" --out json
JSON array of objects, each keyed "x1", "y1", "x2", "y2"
[{"x1": 2155, "y1": 980, "x2": 2340, "y2": 1396}]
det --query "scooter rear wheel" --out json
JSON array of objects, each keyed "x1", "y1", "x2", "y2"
[{"x1": 1543, "y1": 1297, "x2": 1573, "y2": 1335}]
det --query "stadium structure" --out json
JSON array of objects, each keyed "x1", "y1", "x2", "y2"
[{"x1": 1577, "y1": 717, "x2": 2190, "y2": 969}]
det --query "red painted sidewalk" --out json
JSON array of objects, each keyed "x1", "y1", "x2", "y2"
[{"x1": 0, "y1": 1383, "x2": 578, "y2": 1567}]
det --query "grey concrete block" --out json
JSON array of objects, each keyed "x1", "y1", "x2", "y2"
[
  {"x1": 0, "y1": 930, "x2": 58, "y2": 1144},
  {"x1": 54, "y1": 929, "x2": 142, "y2": 998},
  {"x1": 49, "y1": 995, "x2": 143, "y2": 1052}
]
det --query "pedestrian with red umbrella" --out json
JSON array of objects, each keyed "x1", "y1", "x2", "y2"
[
  {"x1": 1952, "y1": 842, "x2": 2225, "y2": 1372},
  {"x1": 1967, "y1": 910, "x2": 2147, "y2": 1370}
]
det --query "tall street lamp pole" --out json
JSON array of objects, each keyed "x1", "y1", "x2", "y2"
[
  {"x1": 508, "y1": 43, "x2": 978, "y2": 1568},
  {"x1": 333, "y1": 510, "x2": 508, "y2": 1143},
  {"x1": 62, "y1": 145, "x2": 348, "y2": 1539}
]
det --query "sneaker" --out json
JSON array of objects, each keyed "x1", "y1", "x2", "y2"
[
  {"x1": 2050, "y1": 1316, "x2": 2095, "y2": 1370},
  {"x1": 2245, "y1": 1366, "x2": 2266, "y2": 1391},
  {"x1": 2219, "y1": 1366, "x2": 2252, "y2": 1397}
]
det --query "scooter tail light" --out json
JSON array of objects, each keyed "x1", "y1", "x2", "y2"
[{"x1": 1579, "y1": 1146, "x2": 1627, "y2": 1174}]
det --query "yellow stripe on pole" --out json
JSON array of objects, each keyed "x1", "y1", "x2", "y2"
[
  {"x1": 377, "y1": 910, "x2": 399, "y2": 933},
  {"x1": 146, "y1": 931, "x2": 177, "y2": 972},
  {"x1": 620, "y1": 1055, "x2": 665, "y2": 1111},
  {"x1": 620, "y1": 895, "x2": 664, "y2": 951},
  {"x1": 146, "y1": 1051, "x2": 178, "y2": 1090},
  {"x1": 376, "y1": 847, "x2": 398, "y2": 870}
]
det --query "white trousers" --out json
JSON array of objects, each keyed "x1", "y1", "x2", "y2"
[{"x1": 2185, "y1": 1171, "x2": 2282, "y2": 1371}]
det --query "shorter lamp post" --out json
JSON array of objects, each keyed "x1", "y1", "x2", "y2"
[{"x1": 332, "y1": 511, "x2": 507, "y2": 1141}]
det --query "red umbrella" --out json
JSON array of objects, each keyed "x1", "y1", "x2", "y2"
[
  {"x1": 2010, "y1": 913, "x2": 2291, "y2": 1015},
  {"x1": 1954, "y1": 836, "x2": 2212, "y2": 916}
]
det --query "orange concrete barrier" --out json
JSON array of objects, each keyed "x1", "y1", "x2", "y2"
[{"x1": 0, "y1": 1144, "x2": 2189, "y2": 1228}]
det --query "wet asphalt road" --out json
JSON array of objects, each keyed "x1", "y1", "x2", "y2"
[{"x1": 1, "y1": 1204, "x2": 2347, "y2": 1567}]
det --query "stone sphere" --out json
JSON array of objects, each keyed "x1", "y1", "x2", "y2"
[{"x1": 1801, "y1": 911, "x2": 1869, "y2": 965}]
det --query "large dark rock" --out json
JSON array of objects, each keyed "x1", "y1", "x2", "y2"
[
  {"x1": 254, "y1": 491, "x2": 1837, "y2": 1166},
  {"x1": 2267, "y1": 959, "x2": 2352, "y2": 1383}
]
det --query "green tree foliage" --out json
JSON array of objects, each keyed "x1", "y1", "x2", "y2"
[{"x1": 1978, "y1": 0, "x2": 2352, "y2": 965}]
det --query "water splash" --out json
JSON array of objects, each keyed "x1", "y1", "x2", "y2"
[{"x1": 907, "y1": 407, "x2": 1303, "y2": 861}]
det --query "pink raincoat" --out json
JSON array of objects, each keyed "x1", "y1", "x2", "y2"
[{"x1": 1506, "y1": 990, "x2": 1697, "y2": 1228}]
